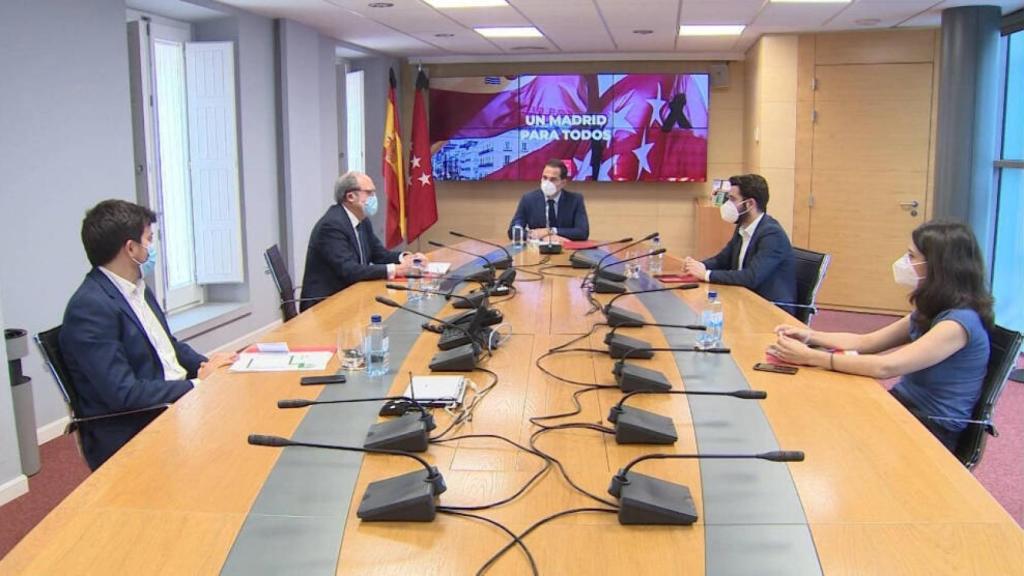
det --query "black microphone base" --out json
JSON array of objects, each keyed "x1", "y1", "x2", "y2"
[
  {"x1": 604, "y1": 305, "x2": 645, "y2": 328},
  {"x1": 596, "y1": 267, "x2": 628, "y2": 283},
  {"x1": 608, "y1": 472, "x2": 698, "y2": 526},
  {"x1": 460, "y1": 269, "x2": 496, "y2": 284},
  {"x1": 491, "y1": 255, "x2": 512, "y2": 270},
  {"x1": 364, "y1": 413, "x2": 431, "y2": 452},
  {"x1": 357, "y1": 468, "x2": 444, "y2": 522},
  {"x1": 612, "y1": 406, "x2": 678, "y2": 444},
  {"x1": 539, "y1": 243, "x2": 563, "y2": 254},
  {"x1": 442, "y1": 308, "x2": 503, "y2": 327},
  {"x1": 569, "y1": 250, "x2": 600, "y2": 268},
  {"x1": 606, "y1": 333, "x2": 654, "y2": 359},
  {"x1": 613, "y1": 363, "x2": 672, "y2": 392},
  {"x1": 593, "y1": 276, "x2": 627, "y2": 294},
  {"x1": 452, "y1": 290, "x2": 488, "y2": 309},
  {"x1": 429, "y1": 344, "x2": 478, "y2": 372}
]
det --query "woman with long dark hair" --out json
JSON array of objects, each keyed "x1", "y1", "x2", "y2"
[{"x1": 767, "y1": 220, "x2": 994, "y2": 452}]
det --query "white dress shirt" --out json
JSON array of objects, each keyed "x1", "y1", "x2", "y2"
[
  {"x1": 343, "y1": 205, "x2": 405, "y2": 278},
  {"x1": 706, "y1": 213, "x2": 764, "y2": 281},
  {"x1": 99, "y1": 267, "x2": 189, "y2": 382}
]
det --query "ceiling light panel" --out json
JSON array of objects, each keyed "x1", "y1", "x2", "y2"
[
  {"x1": 475, "y1": 26, "x2": 543, "y2": 38},
  {"x1": 678, "y1": 24, "x2": 746, "y2": 36}
]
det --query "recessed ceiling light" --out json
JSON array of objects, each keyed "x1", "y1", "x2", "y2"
[
  {"x1": 678, "y1": 25, "x2": 745, "y2": 36},
  {"x1": 510, "y1": 46, "x2": 547, "y2": 51},
  {"x1": 368, "y1": 1, "x2": 393, "y2": 7},
  {"x1": 854, "y1": 18, "x2": 881, "y2": 26},
  {"x1": 424, "y1": 0, "x2": 508, "y2": 7},
  {"x1": 434, "y1": 33, "x2": 456, "y2": 37},
  {"x1": 633, "y1": 29, "x2": 654, "y2": 35},
  {"x1": 770, "y1": 0, "x2": 851, "y2": 3},
  {"x1": 475, "y1": 26, "x2": 543, "y2": 38}
]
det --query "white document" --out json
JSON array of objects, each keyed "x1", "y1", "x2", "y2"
[{"x1": 230, "y1": 351, "x2": 333, "y2": 372}]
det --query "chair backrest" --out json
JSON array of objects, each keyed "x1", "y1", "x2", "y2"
[
  {"x1": 35, "y1": 325, "x2": 80, "y2": 416},
  {"x1": 791, "y1": 247, "x2": 831, "y2": 325},
  {"x1": 264, "y1": 244, "x2": 297, "y2": 322},
  {"x1": 955, "y1": 323, "x2": 1023, "y2": 469}
]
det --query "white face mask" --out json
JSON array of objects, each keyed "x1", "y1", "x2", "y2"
[
  {"x1": 719, "y1": 199, "x2": 749, "y2": 224},
  {"x1": 540, "y1": 179, "x2": 557, "y2": 198},
  {"x1": 892, "y1": 254, "x2": 925, "y2": 288}
]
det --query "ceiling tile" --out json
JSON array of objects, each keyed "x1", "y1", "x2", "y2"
[
  {"x1": 510, "y1": 0, "x2": 616, "y2": 52},
  {"x1": 753, "y1": 1, "x2": 852, "y2": 29},
  {"x1": 679, "y1": 0, "x2": 764, "y2": 24}
]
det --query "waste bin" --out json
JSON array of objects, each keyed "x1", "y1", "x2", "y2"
[{"x1": 5, "y1": 328, "x2": 41, "y2": 476}]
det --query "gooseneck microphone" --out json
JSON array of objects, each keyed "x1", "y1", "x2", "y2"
[
  {"x1": 248, "y1": 434, "x2": 447, "y2": 521},
  {"x1": 386, "y1": 283, "x2": 488, "y2": 310},
  {"x1": 607, "y1": 449, "x2": 805, "y2": 525},
  {"x1": 448, "y1": 230, "x2": 512, "y2": 269},
  {"x1": 587, "y1": 231, "x2": 659, "y2": 283},
  {"x1": 592, "y1": 248, "x2": 667, "y2": 293},
  {"x1": 428, "y1": 240, "x2": 498, "y2": 277},
  {"x1": 376, "y1": 296, "x2": 482, "y2": 371},
  {"x1": 601, "y1": 283, "x2": 700, "y2": 326},
  {"x1": 605, "y1": 388, "x2": 768, "y2": 445}
]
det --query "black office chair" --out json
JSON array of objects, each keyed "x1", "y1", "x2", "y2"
[
  {"x1": 949, "y1": 324, "x2": 1023, "y2": 470},
  {"x1": 264, "y1": 244, "x2": 297, "y2": 321},
  {"x1": 773, "y1": 247, "x2": 831, "y2": 325},
  {"x1": 35, "y1": 325, "x2": 170, "y2": 447}
]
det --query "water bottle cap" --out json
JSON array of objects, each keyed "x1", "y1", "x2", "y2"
[
  {"x1": 708, "y1": 291, "x2": 717, "y2": 300},
  {"x1": 371, "y1": 314, "x2": 382, "y2": 323},
  {"x1": 413, "y1": 258, "x2": 423, "y2": 265}
]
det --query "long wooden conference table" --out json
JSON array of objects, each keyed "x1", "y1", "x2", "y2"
[{"x1": 1, "y1": 241, "x2": 1021, "y2": 575}]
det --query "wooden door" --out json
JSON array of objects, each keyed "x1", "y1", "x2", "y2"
[{"x1": 809, "y1": 63, "x2": 933, "y2": 312}]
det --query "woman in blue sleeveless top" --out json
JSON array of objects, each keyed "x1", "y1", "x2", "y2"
[{"x1": 767, "y1": 221, "x2": 993, "y2": 453}]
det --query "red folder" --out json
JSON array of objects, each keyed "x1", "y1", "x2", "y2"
[{"x1": 563, "y1": 240, "x2": 598, "y2": 250}]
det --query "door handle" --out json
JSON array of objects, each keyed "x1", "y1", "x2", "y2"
[{"x1": 899, "y1": 200, "x2": 919, "y2": 209}]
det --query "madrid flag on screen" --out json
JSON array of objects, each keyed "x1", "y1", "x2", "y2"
[
  {"x1": 383, "y1": 68, "x2": 406, "y2": 248},
  {"x1": 407, "y1": 70, "x2": 438, "y2": 242}
]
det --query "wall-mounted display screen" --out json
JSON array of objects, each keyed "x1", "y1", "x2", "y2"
[{"x1": 429, "y1": 73, "x2": 709, "y2": 182}]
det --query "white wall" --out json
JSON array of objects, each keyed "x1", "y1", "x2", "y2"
[
  {"x1": 277, "y1": 18, "x2": 339, "y2": 281},
  {"x1": 0, "y1": 0, "x2": 342, "y2": 436},
  {"x1": 0, "y1": 0, "x2": 137, "y2": 429}
]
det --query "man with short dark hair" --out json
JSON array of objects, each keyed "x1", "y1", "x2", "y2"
[
  {"x1": 684, "y1": 174, "x2": 797, "y2": 312},
  {"x1": 299, "y1": 171, "x2": 426, "y2": 310},
  {"x1": 507, "y1": 159, "x2": 590, "y2": 241},
  {"x1": 61, "y1": 199, "x2": 234, "y2": 469}
]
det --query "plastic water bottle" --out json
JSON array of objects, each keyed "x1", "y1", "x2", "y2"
[
  {"x1": 365, "y1": 315, "x2": 390, "y2": 377},
  {"x1": 649, "y1": 235, "x2": 663, "y2": 274},
  {"x1": 407, "y1": 258, "x2": 425, "y2": 302},
  {"x1": 699, "y1": 291, "x2": 724, "y2": 349}
]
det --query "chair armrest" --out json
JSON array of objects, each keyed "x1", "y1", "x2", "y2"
[
  {"x1": 927, "y1": 415, "x2": 998, "y2": 437},
  {"x1": 71, "y1": 403, "x2": 173, "y2": 427}
]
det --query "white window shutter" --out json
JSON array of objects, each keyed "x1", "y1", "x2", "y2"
[{"x1": 185, "y1": 41, "x2": 244, "y2": 284}]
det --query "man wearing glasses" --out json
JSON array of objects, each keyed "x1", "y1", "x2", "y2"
[{"x1": 300, "y1": 171, "x2": 427, "y2": 311}]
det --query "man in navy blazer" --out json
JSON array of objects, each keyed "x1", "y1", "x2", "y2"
[
  {"x1": 300, "y1": 171, "x2": 424, "y2": 311},
  {"x1": 60, "y1": 200, "x2": 234, "y2": 470},
  {"x1": 684, "y1": 174, "x2": 797, "y2": 314},
  {"x1": 507, "y1": 159, "x2": 590, "y2": 241}
]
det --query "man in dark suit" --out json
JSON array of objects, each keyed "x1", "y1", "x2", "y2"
[
  {"x1": 507, "y1": 159, "x2": 590, "y2": 241},
  {"x1": 300, "y1": 171, "x2": 424, "y2": 311},
  {"x1": 683, "y1": 174, "x2": 797, "y2": 313},
  {"x1": 60, "y1": 200, "x2": 235, "y2": 470}
]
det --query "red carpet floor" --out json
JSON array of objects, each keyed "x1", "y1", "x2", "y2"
[{"x1": 1, "y1": 309, "x2": 1021, "y2": 561}]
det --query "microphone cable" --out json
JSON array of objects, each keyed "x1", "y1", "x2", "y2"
[
  {"x1": 474, "y1": 507, "x2": 618, "y2": 575},
  {"x1": 429, "y1": 433, "x2": 552, "y2": 511},
  {"x1": 436, "y1": 508, "x2": 538, "y2": 576}
]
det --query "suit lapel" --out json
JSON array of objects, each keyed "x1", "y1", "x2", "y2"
[{"x1": 88, "y1": 269, "x2": 162, "y2": 363}]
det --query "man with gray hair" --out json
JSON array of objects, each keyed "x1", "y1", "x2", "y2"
[{"x1": 299, "y1": 171, "x2": 426, "y2": 311}]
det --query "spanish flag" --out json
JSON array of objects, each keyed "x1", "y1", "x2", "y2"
[{"x1": 383, "y1": 68, "x2": 405, "y2": 248}]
